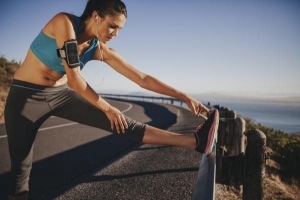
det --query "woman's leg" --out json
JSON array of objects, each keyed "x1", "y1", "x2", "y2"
[
  {"x1": 142, "y1": 126, "x2": 196, "y2": 149},
  {"x1": 4, "y1": 81, "x2": 55, "y2": 199},
  {"x1": 51, "y1": 88, "x2": 218, "y2": 153},
  {"x1": 51, "y1": 89, "x2": 146, "y2": 141},
  {"x1": 143, "y1": 109, "x2": 219, "y2": 155}
]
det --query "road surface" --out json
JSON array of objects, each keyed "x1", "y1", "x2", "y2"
[{"x1": 0, "y1": 98, "x2": 204, "y2": 200}]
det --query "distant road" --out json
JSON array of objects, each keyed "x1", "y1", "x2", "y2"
[{"x1": 0, "y1": 98, "x2": 204, "y2": 200}]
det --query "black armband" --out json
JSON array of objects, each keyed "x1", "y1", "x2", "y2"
[{"x1": 57, "y1": 39, "x2": 80, "y2": 68}]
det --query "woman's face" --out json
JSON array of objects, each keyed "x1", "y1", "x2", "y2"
[{"x1": 96, "y1": 14, "x2": 126, "y2": 43}]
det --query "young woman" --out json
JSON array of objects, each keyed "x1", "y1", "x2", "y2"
[{"x1": 4, "y1": 0, "x2": 219, "y2": 199}]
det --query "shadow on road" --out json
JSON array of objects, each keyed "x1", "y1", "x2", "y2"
[{"x1": 78, "y1": 167, "x2": 199, "y2": 183}]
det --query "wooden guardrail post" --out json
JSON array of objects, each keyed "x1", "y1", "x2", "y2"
[
  {"x1": 232, "y1": 117, "x2": 246, "y2": 156},
  {"x1": 243, "y1": 129, "x2": 266, "y2": 200},
  {"x1": 216, "y1": 107, "x2": 246, "y2": 189}
]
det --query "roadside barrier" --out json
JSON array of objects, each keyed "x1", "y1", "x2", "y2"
[
  {"x1": 192, "y1": 141, "x2": 217, "y2": 200},
  {"x1": 215, "y1": 106, "x2": 266, "y2": 200},
  {"x1": 99, "y1": 93, "x2": 185, "y2": 106},
  {"x1": 100, "y1": 93, "x2": 267, "y2": 200}
]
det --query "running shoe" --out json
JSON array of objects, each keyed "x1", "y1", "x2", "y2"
[{"x1": 194, "y1": 109, "x2": 219, "y2": 156}]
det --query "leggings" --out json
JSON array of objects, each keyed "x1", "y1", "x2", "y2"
[{"x1": 4, "y1": 79, "x2": 147, "y2": 196}]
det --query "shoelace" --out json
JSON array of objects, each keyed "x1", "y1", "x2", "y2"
[
  {"x1": 195, "y1": 122, "x2": 205, "y2": 132},
  {"x1": 194, "y1": 122, "x2": 205, "y2": 148}
]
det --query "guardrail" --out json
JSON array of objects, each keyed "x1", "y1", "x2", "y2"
[
  {"x1": 99, "y1": 93, "x2": 267, "y2": 200},
  {"x1": 100, "y1": 93, "x2": 185, "y2": 106},
  {"x1": 192, "y1": 140, "x2": 217, "y2": 200},
  {"x1": 215, "y1": 107, "x2": 266, "y2": 200}
]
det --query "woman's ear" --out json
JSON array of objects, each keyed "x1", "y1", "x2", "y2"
[{"x1": 92, "y1": 11, "x2": 99, "y2": 24}]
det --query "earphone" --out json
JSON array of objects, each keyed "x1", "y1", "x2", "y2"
[{"x1": 81, "y1": 15, "x2": 105, "y2": 87}]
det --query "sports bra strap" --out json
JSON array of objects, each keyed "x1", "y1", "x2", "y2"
[{"x1": 74, "y1": 15, "x2": 81, "y2": 35}]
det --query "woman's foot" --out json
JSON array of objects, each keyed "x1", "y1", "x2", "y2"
[{"x1": 194, "y1": 109, "x2": 219, "y2": 156}]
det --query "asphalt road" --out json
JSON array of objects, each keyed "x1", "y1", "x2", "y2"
[{"x1": 0, "y1": 98, "x2": 205, "y2": 200}]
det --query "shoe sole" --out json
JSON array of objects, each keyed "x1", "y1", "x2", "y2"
[{"x1": 204, "y1": 110, "x2": 219, "y2": 156}]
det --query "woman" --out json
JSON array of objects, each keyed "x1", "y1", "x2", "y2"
[{"x1": 4, "y1": 0, "x2": 219, "y2": 199}]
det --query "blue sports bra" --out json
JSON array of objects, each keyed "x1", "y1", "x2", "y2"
[{"x1": 30, "y1": 15, "x2": 98, "y2": 75}]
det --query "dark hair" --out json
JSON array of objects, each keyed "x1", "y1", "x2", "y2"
[{"x1": 80, "y1": 0, "x2": 127, "y2": 20}]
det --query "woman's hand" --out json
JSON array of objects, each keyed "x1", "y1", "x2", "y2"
[
  {"x1": 185, "y1": 96, "x2": 210, "y2": 117},
  {"x1": 105, "y1": 106, "x2": 128, "y2": 134}
]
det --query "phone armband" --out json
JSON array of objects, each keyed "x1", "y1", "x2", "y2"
[{"x1": 57, "y1": 39, "x2": 80, "y2": 68}]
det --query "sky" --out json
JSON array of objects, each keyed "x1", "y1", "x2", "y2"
[{"x1": 0, "y1": 0, "x2": 299, "y2": 101}]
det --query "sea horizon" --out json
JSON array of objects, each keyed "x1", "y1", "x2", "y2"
[{"x1": 202, "y1": 99, "x2": 300, "y2": 134}]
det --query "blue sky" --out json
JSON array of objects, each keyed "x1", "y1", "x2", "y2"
[{"x1": 0, "y1": 0, "x2": 299, "y2": 101}]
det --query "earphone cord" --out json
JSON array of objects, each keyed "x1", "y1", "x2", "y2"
[
  {"x1": 82, "y1": 25, "x2": 105, "y2": 87},
  {"x1": 96, "y1": 26, "x2": 105, "y2": 85}
]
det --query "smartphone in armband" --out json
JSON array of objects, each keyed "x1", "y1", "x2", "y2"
[{"x1": 57, "y1": 39, "x2": 80, "y2": 68}]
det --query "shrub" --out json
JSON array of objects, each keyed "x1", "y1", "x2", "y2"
[
  {"x1": 245, "y1": 118, "x2": 300, "y2": 178},
  {"x1": 0, "y1": 56, "x2": 20, "y2": 85}
]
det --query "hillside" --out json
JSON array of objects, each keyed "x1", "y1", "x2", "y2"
[
  {"x1": 0, "y1": 56, "x2": 19, "y2": 123},
  {"x1": 0, "y1": 57, "x2": 299, "y2": 199}
]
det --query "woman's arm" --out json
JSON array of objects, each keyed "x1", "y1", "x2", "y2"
[
  {"x1": 97, "y1": 45, "x2": 210, "y2": 116},
  {"x1": 51, "y1": 13, "x2": 128, "y2": 133}
]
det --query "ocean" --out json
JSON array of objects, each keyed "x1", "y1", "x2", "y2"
[{"x1": 205, "y1": 100, "x2": 300, "y2": 134}]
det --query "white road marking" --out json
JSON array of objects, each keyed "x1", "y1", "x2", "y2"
[
  {"x1": 38, "y1": 122, "x2": 78, "y2": 132},
  {"x1": 0, "y1": 102, "x2": 132, "y2": 139},
  {"x1": 120, "y1": 102, "x2": 132, "y2": 114}
]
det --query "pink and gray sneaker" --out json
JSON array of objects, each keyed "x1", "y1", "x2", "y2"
[{"x1": 194, "y1": 109, "x2": 219, "y2": 156}]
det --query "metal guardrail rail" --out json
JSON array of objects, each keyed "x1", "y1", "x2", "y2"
[
  {"x1": 99, "y1": 93, "x2": 216, "y2": 199},
  {"x1": 100, "y1": 93, "x2": 185, "y2": 105},
  {"x1": 192, "y1": 140, "x2": 217, "y2": 200}
]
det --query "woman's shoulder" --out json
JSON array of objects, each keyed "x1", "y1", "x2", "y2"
[
  {"x1": 51, "y1": 12, "x2": 74, "y2": 24},
  {"x1": 43, "y1": 12, "x2": 76, "y2": 37}
]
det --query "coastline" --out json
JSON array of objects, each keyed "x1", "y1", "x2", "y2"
[{"x1": 200, "y1": 99, "x2": 300, "y2": 135}]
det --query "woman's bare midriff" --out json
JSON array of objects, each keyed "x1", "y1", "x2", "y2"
[{"x1": 13, "y1": 49, "x2": 68, "y2": 87}]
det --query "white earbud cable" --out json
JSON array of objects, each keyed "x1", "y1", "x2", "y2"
[{"x1": 81, "y1": 19, "x2": 105, "y2": 87}]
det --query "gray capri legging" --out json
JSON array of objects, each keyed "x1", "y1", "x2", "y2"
[{"x1": 4, "y1": 79, "x2": 147, "y2": 196}]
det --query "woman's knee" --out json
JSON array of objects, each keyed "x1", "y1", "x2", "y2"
[{"x1": 121, "y1": 116, "x2": 147, "y2": 142}]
